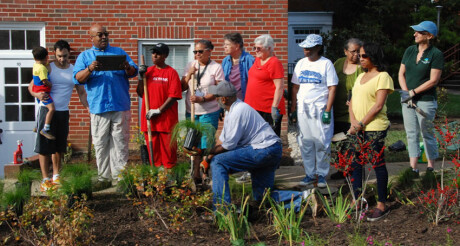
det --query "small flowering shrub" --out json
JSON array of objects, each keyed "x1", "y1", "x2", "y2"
[{"x1": 418, "y1": 118, "x2": 460, "y2": 225}]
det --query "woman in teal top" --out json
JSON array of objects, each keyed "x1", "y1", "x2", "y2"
[{"x1": 398, "y1": 21, "x2": 444, "y2": 175}]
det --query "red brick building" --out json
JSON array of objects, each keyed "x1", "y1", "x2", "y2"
[{"x1": 0, "y1": 0, "x2": 288, "y2": 170}]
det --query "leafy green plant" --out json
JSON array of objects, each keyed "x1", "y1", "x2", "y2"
[
  {"x1": 318, "y1": 186, "x2": 351, "y2": 224},
  {"x1": 214, "y1": 193, "x2": 251, "y2": 246},
  {"x1": 170, "y1": 162, "x2": 190, "y2": 185},
  {"x1": 262, "y1": 190, "x2": 309, "y2": 246},
  {"x1": 421, "y1": 170, "x2": 438, "y2": 190},
  {"x1": 16, "y1": 168, "x2": 41, "y2": 187},
  {"x1": 60, "y1": 163, "x2": 95, "y2": 202},
  {"x1": 0, "y1": 179, "x2": 4, "y2": 196},
  {"x1": 3, "y1": 185, "x2": 30, "y2": 216},
  {"x1": 171, "y1": 119, "x2": 216, "y2": 154}
]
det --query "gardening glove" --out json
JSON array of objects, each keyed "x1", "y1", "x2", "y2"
[
  {"x1": 138, "y1": 65, "x2": 148, "y2": 76},
  {"x1": 322, "y1": 111, "x2": 331, "y2": 124},
  {"x1": 146, "y1": 108, "x2": 161, "y2": 120},
  {"x1": 271, "y1": 107, "x2": 281, "y2": 125},
  {"x1": 200, "y1": 158, "x2": 210, "y2": 174}
]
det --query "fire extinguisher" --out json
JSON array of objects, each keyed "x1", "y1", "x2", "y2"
[{"x1": 13, "y1": 140, "x2": 23, "y2": 164}]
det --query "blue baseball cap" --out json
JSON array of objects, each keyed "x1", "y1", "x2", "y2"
[
  {"x1": 299, "y1": 34, "x2": 322, "y2": 48},
  {"x1": 411, "y1": 21, "x2": 438, "y2": 36}
]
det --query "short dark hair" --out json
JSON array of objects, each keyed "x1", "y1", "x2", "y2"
[
  {"x1": 197, "y1": 39, "x2": 214, "y2": 50},
  {"x1": 32, "y1": 46, "x2": 48, "y2": 60},
  {"x1": 224, "y1": 32, "x2": 244, "y2": 49},
  {"x1": 362, "y1": 42, "x2": 387, "y2": 72},
  {"x1": 54, "y1": 40, "x2": 70, "y2": 52}
]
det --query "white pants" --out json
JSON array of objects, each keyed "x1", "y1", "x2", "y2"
[
  {"x1": 297, "y1": 104, "x2": 333, "y2": 178},
  {"x1": 91, "y1": 111, "x2": 130, "y2": 181}
]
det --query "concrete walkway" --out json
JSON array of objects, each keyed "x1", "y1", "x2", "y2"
[{"x1": 3, "y1": 160, "x2": 453, "y2": 196}]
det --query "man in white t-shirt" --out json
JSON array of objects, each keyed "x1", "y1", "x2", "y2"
[{"x1": 28, "y1": 40, "x2": 89, "y2": 191}]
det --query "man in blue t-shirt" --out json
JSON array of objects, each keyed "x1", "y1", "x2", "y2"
[{"x1": 73, "y1": 24, "x2": 138, "y2": 190}]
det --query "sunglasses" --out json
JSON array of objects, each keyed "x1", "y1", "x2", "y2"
[
  {"x1": 193, "y1": 49, "x2": 208, "y2": 54},
  {"x1": 253, "y1": 46, "x2": 264, "y2": 51},
  {"x1": 358, "y1": 54, "x2": 369, "y2": 59},
  {"x1": 92, "y1": 32, "x2": 109, "y2": 38}
]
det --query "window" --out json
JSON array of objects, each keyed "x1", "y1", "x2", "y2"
[
  {"x1": 0, "y1": 23, "x2": 45, "y2": 55},
  {"x1": 139, "y1": 41, "x2": 194, "y2": 121},
  {"x1": 294, "y1": 28, "x2": 321, "y2": 44},
  {"x1": 3, "y1": 66, "x2": 35, "y2": 122}
]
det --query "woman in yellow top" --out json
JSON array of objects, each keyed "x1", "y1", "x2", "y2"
[{"x1": 348, "y1": 43, "x2": 394, "y2": 222}]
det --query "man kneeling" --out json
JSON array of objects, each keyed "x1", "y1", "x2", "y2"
[{"x1": 206, "y1": 80, "x2": 282, "y2": 205}]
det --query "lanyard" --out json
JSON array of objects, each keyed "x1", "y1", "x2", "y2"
[{"x1": 196, "y1": 60, "x2": 210, "y2": 87}]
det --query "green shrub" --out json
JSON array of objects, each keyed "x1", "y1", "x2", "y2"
[
  {"x1": 170, "y1": 162, "x2": 190, "y2": 185},
  {"x1": 16, "y1": 168, "x2": 41, "y2": 186},
  {"x1": 3, "y1": 185, "x2": 30, "y2": 216},
  {"x1": 214, "y1": 195, "x2": 251, "y2": 246},
  {"x1": 60, "y1": 163, "x2": 95, "y2": 198}
]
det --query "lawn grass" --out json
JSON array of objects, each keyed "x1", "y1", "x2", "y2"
[{"x1": 386, "y1": 91, "x2": 460, "y2": 118}]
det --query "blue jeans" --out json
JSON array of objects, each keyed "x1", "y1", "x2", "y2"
[
  {"x1": 272, "y1": 190, "x2": 304, "y2": 212},
  {"x1": 351, "y1": 130, "x2": 388, "y2": 203},
  {"x1": 211, "y1": 142, "x2": 282, "y2": 205},
  {"x1": 186, "y1": 110, "x2": 220, "y2": 149},
  {"x1": 401, "y1": 100, "x2": 438, "y2": 160}
]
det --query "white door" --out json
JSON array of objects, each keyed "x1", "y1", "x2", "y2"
[{"x1": 0, "y1": 59, "x2": 36, "y2": 177}]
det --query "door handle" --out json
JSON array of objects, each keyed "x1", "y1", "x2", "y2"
[{"x1": 0, "y1": 128, "x2": 3, "y2": 144}]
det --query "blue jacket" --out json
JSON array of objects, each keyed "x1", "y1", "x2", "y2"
[
  {"x1": 222, "y1": 50, "x2": 254, "y2": 101},
  {"x1": 73, "y1": 44, "x2": 138, "y2": 114}
]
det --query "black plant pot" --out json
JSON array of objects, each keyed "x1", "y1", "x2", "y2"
[
  {"x1": 183, "y1": 128, "x2": 201, "y2": 151},
  {"x1": 140, "y1": 144, "x2": 149, "y2": 165}
]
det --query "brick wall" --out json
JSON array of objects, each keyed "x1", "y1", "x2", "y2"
[{"x1": 1, "y1": 0, "x2": 288, "y2": 152}]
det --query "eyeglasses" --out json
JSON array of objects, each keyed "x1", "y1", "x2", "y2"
[
  {"x1": 358, "y1": 54, "x2": 369, "y2": 59},
  {"x1": 91, "y1": 32, "x2": 109, "y2": 38},
  {"x1": 347, "y1": 49, "x2": 358, "y2": 54},
  {"x1": 193, "y1": 49, "x2": 208, "y2": 54},
  {"x1": 253, "y1": 46, "x2": 264, "y2": 52}
]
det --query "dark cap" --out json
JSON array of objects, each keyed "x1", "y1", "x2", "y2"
[
  {"x1": 208, "y1": 80, "x2": 237, "y2": 97},
  {"x1": 151, "y1": 43, "x2": 169, "y2": 56}
]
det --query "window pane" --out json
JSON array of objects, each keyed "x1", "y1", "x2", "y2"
[
  {"x1": 5, "y1": 105, "x2": 19, "y2": 121},
  {"x1": 11, "y1": 30, "x2": 25, "y2": 50},
  {"x1": 21, "y1": 87, "x2": 34, "y2": 102},
  {"x1": 21, "y1": 67, "x2": 33, "y2": 84},
  {"x1": 5, "y1": 87, "x2": 18, "y2": 103},
  {"x1": 26, "y1": 30, "x2": 40, "y2": 50},
  {"x1": 22, "y1": 105, "x2": 35, "y2": 121},
  {"x1": 0, "y1": 30, "x2": 9, "y2": 49},
  {"x1": 5, "y1": 68, "x2": 18, "y2": 84}
]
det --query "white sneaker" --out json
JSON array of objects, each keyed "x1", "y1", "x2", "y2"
[{"x1": 235, "y1": 172, "x2": 251, "y2": 184}]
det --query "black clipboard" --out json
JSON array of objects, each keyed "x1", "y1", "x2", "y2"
[{"x1": 95, "y1": 55, "x2": 126, "y2": 71}]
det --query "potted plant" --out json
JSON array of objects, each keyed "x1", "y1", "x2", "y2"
[
  {"x1": 171, "y1": 119, "x2": 216, "y2": 155},
  {"x1": 131, "y1": 127, "x2": 149, "y2": 165},
  {"x1": 2, "y1": 185, "x2": 30, "y2": 216}
]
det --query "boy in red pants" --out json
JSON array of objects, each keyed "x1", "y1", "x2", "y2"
[{"x1": 136, "y1": 43, "x2": 183, "y2": 168}]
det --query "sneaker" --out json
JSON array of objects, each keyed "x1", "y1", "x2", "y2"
[
  {"x1": 426, "y1": 167, "x2": 434, "y2": 172},
  {"x1": 40, "y1": 179, "x2": 53, "y2": 192},
  {"x1": 93, "y1": 180, "x2": 112, "y2": 191},
  {"x1": 317, "y1": 176, "x2": 327, "y2": 188},
  {"x1": 367, "y1": 208, "x2": 390, "y2": 222},
  {"x1": 411, "y1": 168, "x2": 420, "y2": 178},
  {"x1": 40, "y1": 129, "x2": 56, "y2": 140},
  {"x1": 299, "y1": 176, "x2": 315, "y2": 186},
  {"x1": 52, "y1": 177, "x2": 61, "y2": 186},
  {"x1": 235, "y1": 172, "x2": 251, "y2": 184},
  {"x1": 330, "y1": 171, "x2": 345, "y2": 180}
]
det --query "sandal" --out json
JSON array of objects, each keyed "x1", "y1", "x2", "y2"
[{"x1": 366, "y1": 208, "x2": 390, "y2": 222}]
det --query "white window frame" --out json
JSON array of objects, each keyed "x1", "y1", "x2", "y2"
[
  {"x1": 0, "y1": 22, "x2": 46, "y2": 59},
  {"x1": 137, "y1": 39, "x2": 195, "y2": 123}
]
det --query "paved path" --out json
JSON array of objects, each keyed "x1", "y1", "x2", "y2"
[{"x1": 3, "y1": 160, "x2": 454, "y2": 196}]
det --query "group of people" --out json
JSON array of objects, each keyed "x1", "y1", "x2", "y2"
[
  {"x1": 30, "y1": 20, "x2": 443, "y2": 222},
  {"x1": 290, "y1": 20, "x2": 443, "y2": 221}
]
